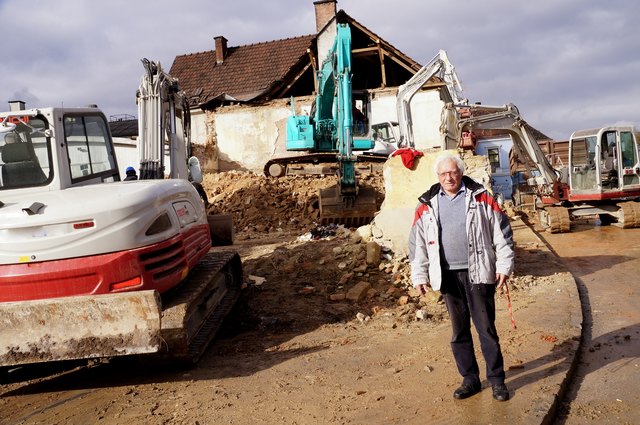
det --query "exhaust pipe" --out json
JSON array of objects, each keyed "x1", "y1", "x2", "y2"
[{"x1": 8, "y1": 100, "x2": 25, "y2": 111}]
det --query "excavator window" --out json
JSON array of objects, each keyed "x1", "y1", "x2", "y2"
[
  {"x1": 620, "y1": 131, "x2": 636, "y2": 168},
  {"x1": 0, "y1": 118, "x2": 51, "y2": 190},
  {"x1": 64, "y1": 114, "x2": 118, "y2": 183},
  {"x1": 620, "y1": 131, "x2": 639, "y2": 186},
  {"x1": 570, "y1": 137, "x2": 597, "y2": 192}
]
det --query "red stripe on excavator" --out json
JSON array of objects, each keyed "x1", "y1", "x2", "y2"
[
  {"x1": 569, "y1": 190, "x2": 640, "y2": 202},
  {"x1": 0, "y1": 223, "x2": 211, "y2": 303}
]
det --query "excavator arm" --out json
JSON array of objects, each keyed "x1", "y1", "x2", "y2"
[
  {"x1": 455, "y1": 103, "x2": 566, "y2": 203},
  {"x1": 137, "y1": 58, "x2": 201, "y2": 183},
  {"x1": 396, "y1": 50, "x2": 466, "y2": 149}
]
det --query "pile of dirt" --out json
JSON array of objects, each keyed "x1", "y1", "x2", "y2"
[{"x1": 202, "y1": 171, "x2": 384, "y2": 237}]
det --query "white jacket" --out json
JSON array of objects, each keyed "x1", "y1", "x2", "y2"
[{"x1": 409, "y1": 176, "x2": 514, "y2": 291}]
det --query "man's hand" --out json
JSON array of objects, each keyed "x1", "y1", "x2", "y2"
[
  {"x1": 496, "y1": 273, "x2": 508, "y2": 291},
  {"x1": 416, "y1": 283, "x2": 431, "y2": 295}
]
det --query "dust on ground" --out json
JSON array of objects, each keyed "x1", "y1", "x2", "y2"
[{"x1": 0, "y1": 171, "x2": 571, "y2": 425}]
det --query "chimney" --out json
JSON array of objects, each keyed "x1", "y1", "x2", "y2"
[
  {"x1": 314, "y1": 0, "x2": 337, "y2": 32},
  {"x1": 8, "y1": 100, "x2": 26, "y2": 111},
  {"x1": 215, "y1": 36, "x2": 228, "y2": 64}
]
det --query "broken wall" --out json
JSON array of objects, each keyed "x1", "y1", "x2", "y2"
[
  {"x1": 189, "y1": 88, "x2": 446, "y2": 174},
  {"x1": 202, "y1": 98, "x2": 296, "y2": 172},
  {"x1": 371, "y1": 150, "x2": 492, "y2": 256}
]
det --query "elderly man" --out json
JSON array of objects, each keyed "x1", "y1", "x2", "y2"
[{"x1": 409, "y1": 152, "x2": 514, "y2": 401}]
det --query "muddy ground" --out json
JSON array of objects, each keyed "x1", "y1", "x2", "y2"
[{"x1": 0, "y1": 171, "x2": 572, "y2": 425}]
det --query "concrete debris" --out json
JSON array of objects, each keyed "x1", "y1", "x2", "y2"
[
  {"x1": 356, "y1": 312, "x2": 371, "y2": 323},
  {"x1": 416, "y1": 309, "x2": 429, "y2": 321},
  {"x1": 248, "y1": 275, "x2": 266, "y2": 286}
]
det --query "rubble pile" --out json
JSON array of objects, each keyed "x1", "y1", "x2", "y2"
[
  {"x1": 202, "y1": 171, "x2": 384, "y2": 237},
  {"x1": 237, "y1": 227, "x2": 449, "y2": 326}
]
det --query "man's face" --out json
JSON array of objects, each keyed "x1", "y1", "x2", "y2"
[{"x1": 437, "y1": 159, "x2": 463, "y2": 196}]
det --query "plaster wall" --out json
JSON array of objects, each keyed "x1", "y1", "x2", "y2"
[{"x1": 189, "y1": 88, "x2": 445, "y2": 174}]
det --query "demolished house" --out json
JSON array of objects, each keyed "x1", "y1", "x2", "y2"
[{"x1": 169, "y1": 0, "x2": 452, "y2": 174}]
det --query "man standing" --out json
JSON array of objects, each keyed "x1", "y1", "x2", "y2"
[{"x1": 409, "y1": 152, "x2": 514, "y2": 401}]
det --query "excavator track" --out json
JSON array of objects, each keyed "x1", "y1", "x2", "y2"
[
  {"x1": 616, "y1": 201, "x2": 640, "y2": 228},
  {"x1": 539, "y1": 206, "x2": 571, "y2": 233},
  {"x1": 158, "y1": 250, "x2": 242, "y2": 365},
  {"x1": 264, "y1": 153, "x2": 386, "y2": 177}
]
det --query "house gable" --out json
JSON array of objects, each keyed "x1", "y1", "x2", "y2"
[{"x1": 169, "y1": 9, "x2": 422, "y2": 111}]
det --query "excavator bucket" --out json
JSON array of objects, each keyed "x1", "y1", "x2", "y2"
[
  {"x1": 318, "y1": 185, "x2": 378, "y2": 227},
  {"x1": 0, "y1": 291, "x2": 162, "y2": 367}
]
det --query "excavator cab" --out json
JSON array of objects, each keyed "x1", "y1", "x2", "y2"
[
  {"x1": 569, "y1": 127, "x2": 640, "y2": 195},
  {"x1": 566, "y1": 126, "x2": 640, "y2": 228}
]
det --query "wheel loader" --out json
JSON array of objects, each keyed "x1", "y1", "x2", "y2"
[{"x1": 0, "y1": 59, "x2": 241, "y2": 368}]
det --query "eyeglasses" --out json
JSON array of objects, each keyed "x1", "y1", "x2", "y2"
[{"x1": 437, "y1": 171, "x2": 461, "y2": 178}]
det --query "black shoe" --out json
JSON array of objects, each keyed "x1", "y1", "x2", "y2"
[
  {"x1": 492, "y1": 383, "x2": 510, "y2": 401},
  {"x1": 453, "y1": 382, "x2": 481, "y2": 400}
]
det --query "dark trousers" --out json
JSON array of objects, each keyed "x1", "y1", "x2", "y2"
[{"x1": 441, "y1": 269, "x2": 505, "y2": 386}]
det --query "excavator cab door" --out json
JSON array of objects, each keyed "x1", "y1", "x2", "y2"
[
  {"x1": 569, "y1": 135, "x2": 598, "y2": 194},
  {"x1": 619, "y1": 130, "x2": 640, "y2": 188}
]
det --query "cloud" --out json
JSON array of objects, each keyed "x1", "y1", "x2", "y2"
[{"x1": 1, "y1": 0, "x2": 638, "y2": 140}]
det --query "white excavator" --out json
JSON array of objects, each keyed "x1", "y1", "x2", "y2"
[
  {"x1": 0, "y1": 59, "x2": 241, "y2": 367},
  {"x1": 452, "y1": 103, "x2": 640, "y2": 231}
]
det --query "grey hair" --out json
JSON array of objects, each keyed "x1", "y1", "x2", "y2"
[{"x1": 433, "y1": 152, "x2": 465, "y2": 176}]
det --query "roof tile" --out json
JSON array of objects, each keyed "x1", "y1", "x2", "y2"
[{"x1": 170, "y1": 34, "x2": 316, "y2": 105}]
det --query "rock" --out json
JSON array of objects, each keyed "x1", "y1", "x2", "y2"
[
  {"x1": 329, "y1": 293, "x2": 346, "y2": 301},
  {"x1": 248, "y1": 275, "x2": 266, "y2": 286},
  {"x1": 366, "y1": 241, "x2": 381, "y2": 266},
  {"x1": 397, "y1": 295, "x2": 410, "y2": 305},
  {"x1": 353, "y1": 263, "x2": 368, "y2": 273},
  {"x1": 416, "y1": 309, "x2": 429, "y2": 321},
  {"x1": 356, "y1": 312, "x2": 370, "y2": 323},
  {"x1": 347, "y1": 281, "x2": 372, "y2": 302},
  {"x1": 354, "y1": 225, "x2": 372, "y2": 241},
  {"x1": 423, "y1": 291, "x2": 443, "y2": 304},
  {"x1": 339, "y1": 272, "x2": 354, "y2": 285}
]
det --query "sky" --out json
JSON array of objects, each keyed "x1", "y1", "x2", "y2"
[{"x1": 1, "y1": 0, "x2": 639, "y2": 141}]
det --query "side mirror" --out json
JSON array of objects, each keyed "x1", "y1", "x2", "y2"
[{"x1": 188, "y1": 156, "x2": 203, "y2": 184}]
